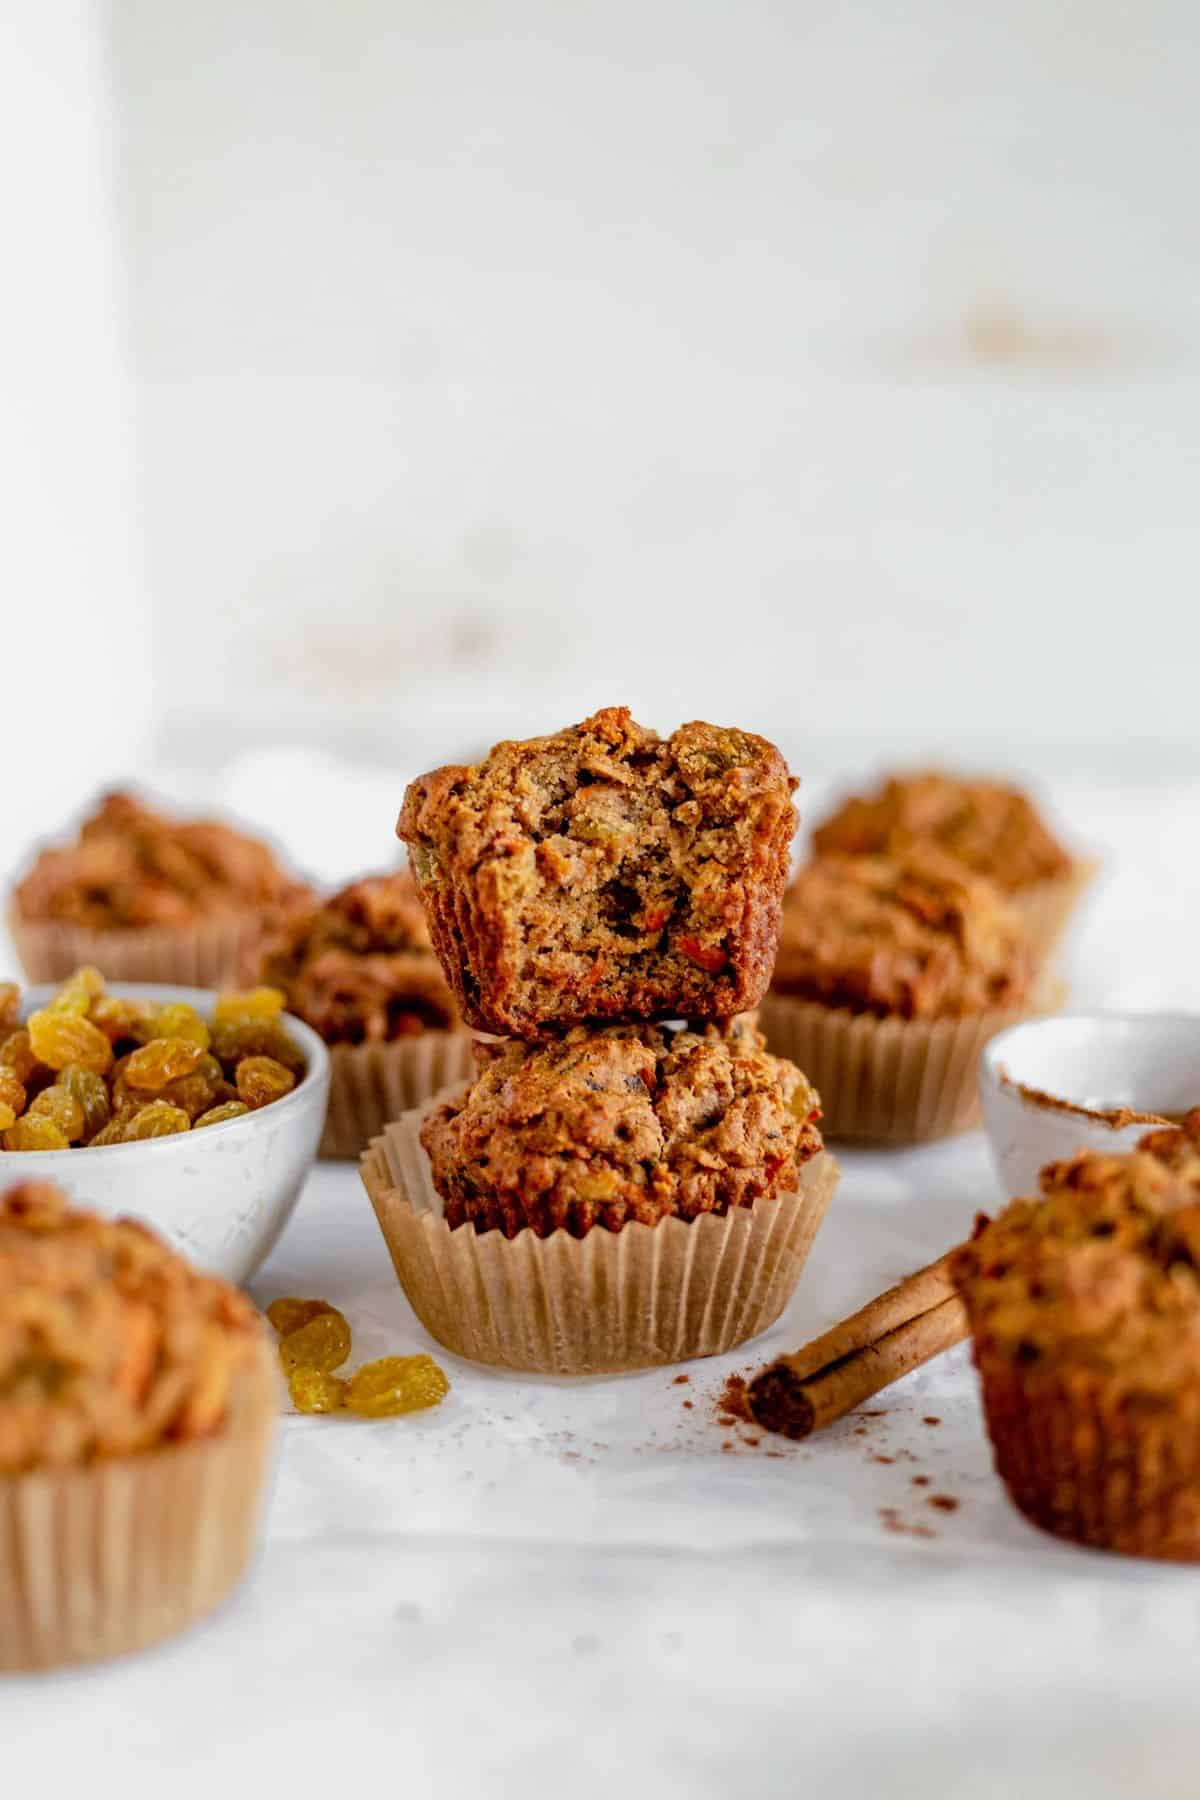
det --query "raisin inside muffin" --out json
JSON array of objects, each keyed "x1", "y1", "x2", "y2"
[
  {"x1": 14, "y1": 791, "x2": 306, "y2": 931},
  {"x1": 251, "y1": 871, "x2": 458, "y2": 1045},
  {"x1": 770, "y1": 850, "x2": 1035, "y2": 1020},
  {"x1": 812, "y1": 770, "x2": 1072, "y2": 894},
  {"x1": 397, "y1": 707, "x2": 798, "y2": 1036},
  {"x1": 0, "y1": 1180, "x2": 260, "y2": 1473},
  {"x1": 420, "y1": 1018, "x2": 822, "y2": 1238}
]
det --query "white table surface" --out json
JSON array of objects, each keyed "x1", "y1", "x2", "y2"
[{"x1": 4, "y1": 779, "x2": 1200, "y2": 1798}]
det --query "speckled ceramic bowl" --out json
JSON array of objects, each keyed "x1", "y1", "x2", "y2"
[
  {"x1": 2, "y1": 984, "x2": 329, "y2": 1283},
  {"x1": 980, "y1": 1012, "x2": 1200, "y2": 1199}
]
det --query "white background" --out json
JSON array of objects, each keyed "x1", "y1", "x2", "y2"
[{"x1": 3, "y1": 5, "x2": 1200, "y2": 1793}]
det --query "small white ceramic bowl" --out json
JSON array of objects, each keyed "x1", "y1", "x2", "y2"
[
  {"x1": 980, "y1": 1012, "x2": 1200, "y2": 1199},
  {"x1": 2, "y1": 984, "x2": 330, "y2": 1284}
]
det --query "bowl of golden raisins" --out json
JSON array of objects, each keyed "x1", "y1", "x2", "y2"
[{"x1": 0, "y1": 968, "x2": 330, "y2": 1282}]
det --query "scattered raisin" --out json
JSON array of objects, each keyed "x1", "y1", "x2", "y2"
[
  {"x1": 288, "y1": 1367, "x2": 348, "y2": 1414},
  {"x1": 26, "y1": 1009, "x2": 113, "y2": 1075},
  {"x1": 193, "y1": 1099, "x2": 250, "y2": 1129},
  {"x1": 123, "y1": 1101, "x2": 191, "y2": 1139},
  {"x1": 4, "y1": 1114, "x2": 70, "y2": 1152},
  {"x1": 123, "y1": 1037, "x2": 207, "y2": 1091},
  {"x1": 345, "y1": 1354, "x2": 449, "y2": 1417},
  {"x1": 236, "y1": 1055, "x2": 296, "y2": 1109},
  {"x1": 266, "y1": 1296, "x2": 335, "y2": 1337},
  {"x1": 279, "y1": 1310, "x2": 351, "y2": 1373}
]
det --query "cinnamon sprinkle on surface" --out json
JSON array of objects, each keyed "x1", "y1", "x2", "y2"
[
  {"x1": 922, "y1": 1416, "x2": 941, "y2": 1427},
  {"x1": 929, "y1": 1494, "x2": 960, "y2": 1512}
]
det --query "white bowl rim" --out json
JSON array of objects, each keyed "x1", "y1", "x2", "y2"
[
  {"x1": 8, "y1": 981, "x2": 330, "y2": 1160},
  {"x1": 982, "y1": 1010, "x2": 1200, "y2": 1077}
]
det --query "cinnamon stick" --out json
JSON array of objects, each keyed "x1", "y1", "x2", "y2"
[
  {"x1": 771, "y1": 1246, "x2": 961, "y2": 1385},
  {"x1": 748, "y1": 1290, "x2": 969, "y2": 1441}
]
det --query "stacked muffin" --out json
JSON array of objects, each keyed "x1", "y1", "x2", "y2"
[
  {"x1": 761, "y1": 772, "x2": 1085, "y2": 1141},
  {"x1": 360, "y1": 707, "x2": 837, "y2": 1374}
]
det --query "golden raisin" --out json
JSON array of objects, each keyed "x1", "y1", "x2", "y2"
[
  {"x1": 0, "y1": 1065, "x2": 26, "y2": 1119},
  {"x1": 0, "y1": 1031, "x2": 39, "y2": 1085},
  {"x1": 123, "y1": 1101, "x2": 191, "y2": 1140},
  {"x1": 266, "y1": 1296, "x2": 335, "y2": 1337},
  {"x1": 212, "y1": 1019, "x2": 305, "y2": 1077},
  {"x1": 193, "y1": 1099, "x2": 250, "y2": 1129},
  {"x1": 89, "y1": 1107, "x2": 139, "y2": 1147},
  {"x1": 27, "y1": 1009, "x2": 113, "y2": 1075},
  {"x1": 278, "y1": 1309, "x2": 351, "y2": 1373},
  {"x1": 235, "y1": 1055, "x2": 295, "y2": 1109},
  {"x1": 58, "y1": 1064, "x2": 111, "y2": 1140},
  {"x1": 288, "y1": 1367, "x2": 348, "y2": 1414},
  {"x1": 47, "y1": 966, "x2": 106, "y2": 1015},
  {"x1": 4, "y1": 1114, "x2": 69, "y2": 1152},
  {"x1": 123, "y1": 1037, "x2": 207, "y2": 1092},
  {"x1": 0, "y1": 984, "x2": 19, "y2": 1033},
  {"x1": 143, "y1": 1001, "x2": 210, "y2": 1049},
  {"x1": 213, "y1": 987, "x2": 285, "y2": 1028},
  {"x1": 0, "y1": 1104, "x2": 15, "y2": 1131},
  {"x1": 26, "y1": 1086, "x2": 86, "y2": 1142},
  {"x1": 345, "y1": 1354, "x2": 449, "y2": 1417},
  {"x1": 157, "y1": 1052, "x2": 225, "y2": 1119},
  {"x1": 90, "y1": 994, "x2": 155, "y2": 1045}
]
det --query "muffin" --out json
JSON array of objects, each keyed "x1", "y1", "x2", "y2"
[
  {"x1": 396, "y1": 707, "x2": 798, "y2": 1036},
  {"x1": 759, "y1": 850, "x2": 1053, "y2": 1140},
  {"x1": 811, "y1": 769, "x2": 1092, "y2": 958},
  {"x1": 248, "y1": 871, "x2": 471, "y2": 1157},
  {"x1": 360, "y1": 1019, "x2": 837, "y2": 1373},
  {"x1": 954, "y1": 1113, "x2": 1200, "y2": 1560},
  {"x1": 0, "y1": 1180, "x2": 276, "y2": 1669},
  {"x1": 10, "y1": 790, "x2": 308, "y2": 988}
]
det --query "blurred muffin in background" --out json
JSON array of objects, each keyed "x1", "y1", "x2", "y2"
[
  {"x1": 246, "y1": 871, "x2": 470, "y2": 1159},
  {"x1": 760, "y1": 849, "x2": 1055, "y2": 1142},
  {"x1": 811, "y1": 769, "x2": 1093, "y2": 957},
  {"x1": 9, "y1": 790, "x2": 308, "y2": 988}
]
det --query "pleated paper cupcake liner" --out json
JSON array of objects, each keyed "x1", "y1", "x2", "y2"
[
  {"x1": 971, "y1": 1346, "x2": 1200, "y2": 1561},
  {"x1": 1009, "y1": 859, "x2": 1100, "y2": 963},
  {"x1": 359, "y1": 1097, "x2": 839, "y2": 1375},
  {"x1": 320, "y1": 1033, "x2": 476, "y2": 1159},
  {"x1": 758, "y1": 982, "x2": 1064, "y2": 1144},
  {"x1": 7, "y1": 910, "x2": 258, "y2": 990},
  {"x1": 0, "y1": 1335, "x2": 278, "y2": 1672}
]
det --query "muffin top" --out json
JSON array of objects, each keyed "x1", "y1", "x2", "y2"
[
  {"x1": 770, "y1": 851, "x2": 1035, "y2": 1020},
  {"x1": 419, "y1": 1017, "x2": 822, "y2": 1239},
  {"x1": 0, "y1": 1180, "x2": 262, "y2": 1473},
  {"x1": 14, "y1": 790, "x2": 306, "y2": 931},
  {"x1": 811, "y1": 770, "x2": 1072, "y2": 893},
  {"x1": 954, "y1": 1112, "x2": 1200, "y2": 1389},
  {"x1": 251, "y1": 871, "x2": 458, "y2": 1045},
  {"x1": 397, "y1": 706, "x2": 798, "y2": 1036}
]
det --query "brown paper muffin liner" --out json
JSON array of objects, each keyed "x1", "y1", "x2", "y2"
[
  {"x1": 970, "y1": 1346, "x2": 1200, "y2": 1561},
  {"x1": 7, "y1": 910, "x2": 258, "y2": 990},
  {"x1": 1009, "y1": 859, "x2": 1099, "y2": 962},
  {"x1": 359, "y1": 1098, "x2": 839, "y2": 1375},
  {"x1": 0, "y1": 1335, "x2": 278, "y2": 1672},
  {"x1": 320, "y1": 1032, "x2": 476, "y2": 1159},
  {"x1": 758, "y1": 982, "x2": 1064, "y2": 1144}
]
